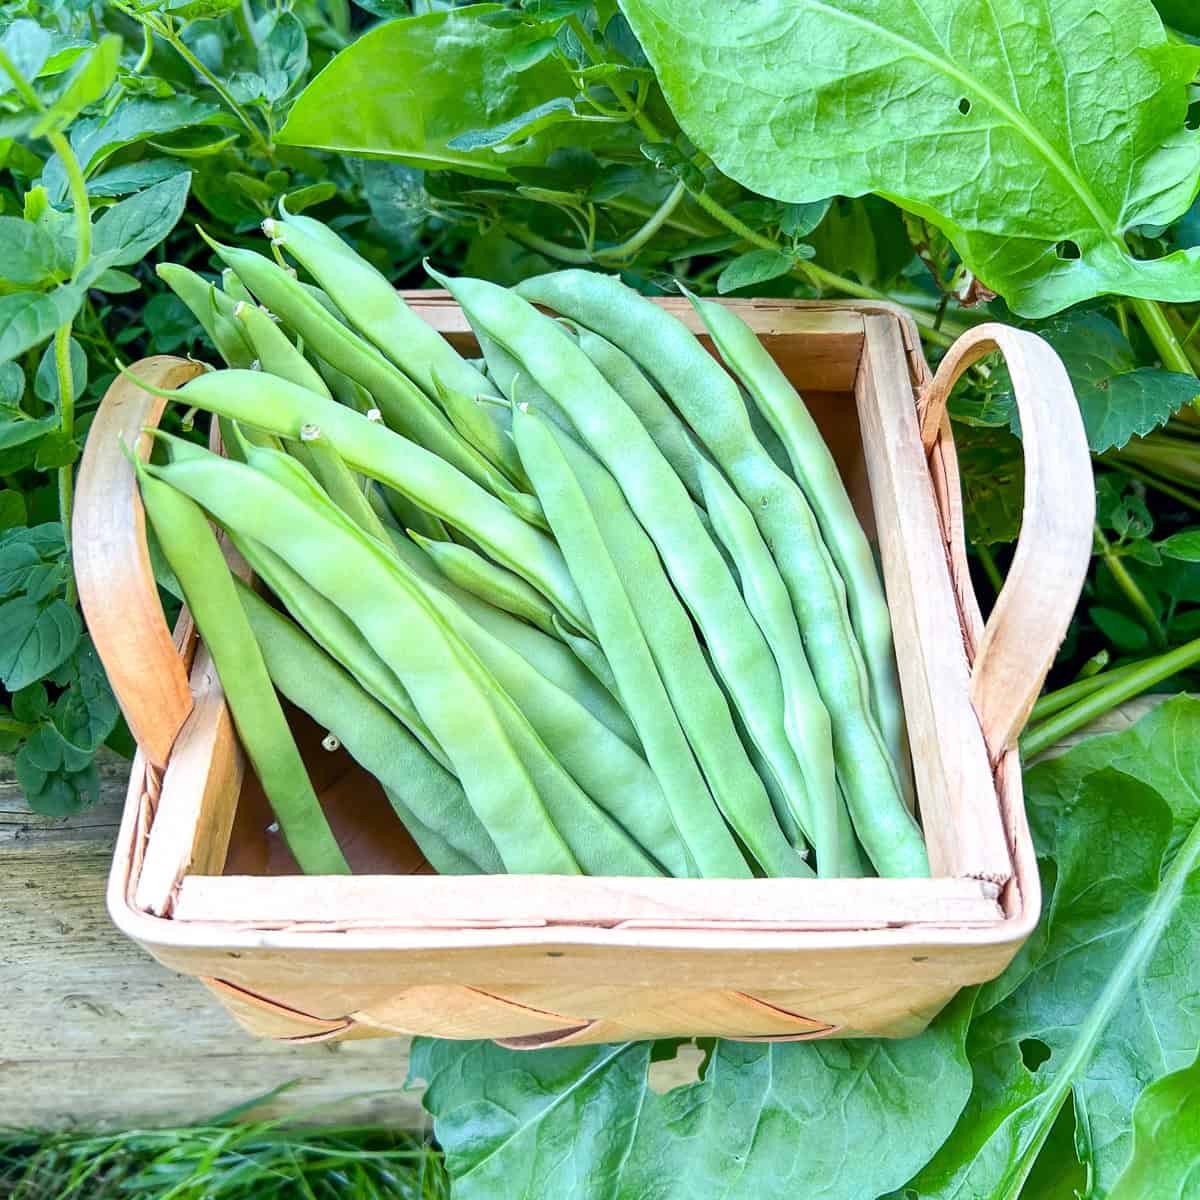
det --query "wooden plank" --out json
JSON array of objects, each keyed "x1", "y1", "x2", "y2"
[
  {"x1": 0, "y1": 752, "x2": 699, "y2": 1129},
  {"x1": 856, "y1": 316, "x2": 1011, "y2": 884},
  {"x1": 173, "y1": 873, "x2": 1003, "y2": 929}
]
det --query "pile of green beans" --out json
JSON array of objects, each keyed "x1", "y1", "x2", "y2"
[{"x1": 138, "y1": 209, "x2": 929, "y2": 880}]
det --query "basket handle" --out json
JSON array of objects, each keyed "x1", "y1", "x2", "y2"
[
  {"x1": 73, "y1": 356, "x2": 206, "y2": 769},
  {"x1": 917, "y1": 322, "x2": 1093, "y2": 758}
]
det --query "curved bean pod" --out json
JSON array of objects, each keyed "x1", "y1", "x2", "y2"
[
  {"x1": 205, "y1": 234, "x2": 542, "y2": 524},
  {"x1": 151, "y1": 368, "x2": 591, "y2": 633},
  {"x1": 155, "y1": 264, "x2": 254, "y2": 368},
  {"x1": 518, "y1": 271, "x2": 927, "y2": 878},
  {"x1": 697, "y1": 456, "x2": 860, "y2": 878},
  {"x1": 237, "y1": 583, "x2": 501, "y2": 873},
  {"x1": 514, "y1": 405, "x2": 755, "y2": 880},
  {"x1": 150, "y1": 454, "x2": 582, "y2": 875},
  {"x1": 431, "y1": 371, "x2": 526, "y2": 487},
  {"x1": 434, "y1": 270, "x2": 809, "y2": 875},
  {"x1": 234, "y1": 300, "x2": 331, "y2": 397},
  {"x1": 409, "y1": 531, "x2": 561, "y2": 637},
  {"x1": 686, "y1": 291, "x2": 909, "y2": 791},
  {"x1": 137, "y1": 467, "x2": 349, "y2": 874}
]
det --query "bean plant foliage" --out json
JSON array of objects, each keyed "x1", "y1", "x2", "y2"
[{"x1": 2, "y1": 0, "x2": 1200, "y2": 1194}]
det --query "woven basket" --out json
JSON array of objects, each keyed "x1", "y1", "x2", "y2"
[{"x1": 74, "y1": 297, "x2": 1093, "y2": 1046}]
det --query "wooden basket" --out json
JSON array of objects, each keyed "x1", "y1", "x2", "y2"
[{"x1": 74, "y1": 297, "x2": 1093, "y2": 1046}]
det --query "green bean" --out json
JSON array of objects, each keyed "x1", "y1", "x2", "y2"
[
  {"x1": 203, "y1": 234, "x2": 543, "y2": 525},
  {"x1": 515, "y1": 407, "x2": 755, "y2": 879},
  {"x1": 398, "y1": 550, "x2": 684, "y2": 874},
  {"x1": 521, "y1": 408, "x2": 810, "y2": 878},
  {"x1": 431, "y1": 370, "x2": 527, "y2": 487},
  {"x1": 698, "y1": 456, "x2": 859, "y2": 878},
  {"x1": 234, "y1": 300, "x2": 331, "y2": 397},
  {"x1": 237, "y1": 583, "x2": 501, "y2": 873},
  {"x1": 551, "y1": 615, "x2": 625, "y2": 708},
  {"x1": 148, "y1": 453, "x2": 583, "y2": 875},
  {"x1": 384, "y1": 528, "x2": 640, "y2": 750},
  {"x1": 220, "y1": 266, "x2": 255, "y2": 307},
  {"x1": 269, "y1": 213, "x2": 502, "y2": 408},
  {"x1": 314, "y1": 353, "x2": 373, "y2": 414},
  {"x1": 155, "y1": 264, "x2": 254, "y2": 369},
  {"x1": 368, "y1": 481, "x2": 452, "y2": 545},
  {"x1": 382, "y1": 788, "x2": 481, "y2": 875},
  {"x1": 686, "y1": 291, "x2": 909, "y2": 793},
  {"x1": 137, "y1": 467, "x2": 349, "y2": 874},
  {"x1": 409, "y1": 531, "x2": 561, "y2": 637},
  {"x1": 234, "y1": 532, "x2": 450, "y2": 772},
  {"x1": 475, "y1": 330, "x2": 575, "y2": 433},
  {"x1": 576, "y1": 327, "x2": 705, "y2": 505},
  {"x1": 434, "y1": 270, "x2": 809, "y2": 875},
  {"x1": 288, "y1": 425, "x2": 390, "y2": 545},
  {"x1": 519, "y1": 271, "x2": 927, "y2": 878},
  {"x1": 141, "y1": 367, "x2": 591, "y2": 633}
]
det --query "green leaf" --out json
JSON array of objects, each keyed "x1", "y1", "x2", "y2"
[
  {"x1": 0, "y1": 286, "x2": 84, "y2": 366},
  {"x1": 1090, "y1": 605, "x2": 1151, "y2": 652},
  {"x1": 86, "y1": 159, "x2": 189, "y2": 199},
  {"x1": 91, "y1": 173, "x2": 192, "y2": 269},
  {"x1": 417, "y1": 993, "x2": 972, "y2": 1198},
  {"x1": 779, "y1": 198, "x2": 831, "y2": 238},
  {"x1": 12, "y1": 682, "x2": 48, "y2": 724},
  {"x1": 0, "y1": 524, "x2": 66, "y2": 599},
  {"x1": 997, "y1": 312, "x2": 1199, "y2": 452},
  {"x1": 73, "y1": 97, "x2": 222, "y2": 175},
  {"x1": 0, "y1": 489, "x2": 26, "y2": 529},
  {"x1": 0, "y1": 217, "x2": 58, "y2": 288},
  {"x1": 51, "y1": 636, "x2": 119, "y2": 755},
  {"x1": 0, "y1": 21, "x2": 52, "y2": 93},
  {"x1": 258, "y1": 12, "x2": 308, "y2": 102},
  {"x1": 910, "y1": 697, "x2": 1200, "y2": 1197},
  {"x1": 34, "y1": 335, "x2": 86, "y2": 405},
  {"x1": 89, "y1": 268, "x2": 141, "y2": 294},
  {"x1": 618, "y1": 0, "x2": 1200, "y2": 317},
  {"x1": 955, "y1": 423, "x2": 1026, "y2": 546},
  {"x1": 1109, "y1": 1048, "x2": 1200, "y2": 1199},
  {"x1": 448, "y1": 96, "x2": 580, "y2": 151},
  {"x1": 281, "y1": 182, "x2": 336, "y2": 214},
  {"x1": 716, "y1": 247, "x2": 800, "y2": 294},
  {"x1": 278, "y1": 5, "x2": 592, "y2": 179},
  {"x1": 1159, "y1": 530, "x2": 1200, "y2": 562},
  {"x1": 33, "y1": 35, "x2": 121, "y2": 137},
  {"x1": 0, "y1": 595, "x2": 81, "y2": 691}
]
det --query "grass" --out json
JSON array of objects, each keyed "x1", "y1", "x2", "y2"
[{"x1": 0, "y1": 1093, "x2": 448, "y2": 1200}]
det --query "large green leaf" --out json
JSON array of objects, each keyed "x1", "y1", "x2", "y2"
[
  {"x1": 90, "y1": 173, "x2": 192, "y2": 269},
  {"x1": 1108, "y1": 1048, "x2": 1200, "y2": 1200},
  {"x1": 277, "y1": 5, "x2": 590, "y2": 179},
  {"x1": 415, "y1": 993, "x2": 972, "y2": 1199},
  {"x1": 910, "y1": 697, "x2": 1200, "y2": 1198},
  {"x1": 617, "y1": 0, "x2": 1200, "y2": 317}
]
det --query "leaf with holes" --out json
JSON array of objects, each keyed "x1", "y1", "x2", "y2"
[
  {"x1": 414, "y1": 993, "x2": 972, "y2": 1199},
  {"x1": 909, "y1": 697, "x2": 1200, "y2": 1198},
  {"x1": 618, "y1": 0, "x2": 1200, "y2": 317}
]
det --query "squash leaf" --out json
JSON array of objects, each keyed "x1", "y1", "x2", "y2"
[{"x1": 617, "y1": 0, "x2": 1200, "y2": 317}]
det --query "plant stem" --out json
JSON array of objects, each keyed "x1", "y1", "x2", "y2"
[
  {"x1": 596, "y1": 181, "x2": 686, "y2": 263},
  {"x1": 1021, "y1": 635, "x2": 1200, "y2": 758},
  {"x1": 47, "y1": 132, "x2": 92, "y2": 281},
  {"x1": 1030, "y1": 658, "x2": 1146, "y2": 723},
  {"x1": 974, "y1": 542, "x2": 1005, "y2": 597},
  {"x1": 1104, "y1": 458, "x2": 1200, "y2": 513},
  {"x1": 1094, "y1": 523, "x2": 1168, "y2": 650},
  {"x1": 1131, "y1": 297, "x2": 1196, "y2": 375}
]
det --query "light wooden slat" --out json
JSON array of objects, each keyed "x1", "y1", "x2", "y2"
[
  {"x1": 856, "y1": 315, "x2": 1011, "y2": 883},
  {"x1": 173, "y1": 873, "x2": 1002, "y2": 929}
]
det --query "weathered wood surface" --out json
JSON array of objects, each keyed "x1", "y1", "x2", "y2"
[{"x1": 1, "y1": 695, "x2": 1166, "y2": 1129}]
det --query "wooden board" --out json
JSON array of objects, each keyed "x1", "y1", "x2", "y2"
[{"x1": 0, "y1": 751, "x2": 703, "y2": 1130}]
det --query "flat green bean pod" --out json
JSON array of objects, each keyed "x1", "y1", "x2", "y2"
[
  {"x1": 475, "y1": 330, "x2": 574, "y2": 433},
  {"x1": 156, "y1": 264, "x2": 254, "y2": 368},
  {"x1": 237, "y1": 583, "x2": 501, "y2": 873},
  {"x1": 205, "y1": 234, "x2": 542, "y2": 524},
  {"x1": 698, "y1": 456, "x2": 860, "y2": 878},
  {"x1": 518, "y1": 270, "x2": 927, "y2": 878},
  {"x1": 434, "y1": 269, "x2": 810, "y2": 874},
  {"x1": 514, "y1": 405, "x2": 755, "y2": 880},
  {"x1": 431, "y1": 371, "x2": 526, "y2": 487},
  {"x1": 575, "y1": 327, "x2": 705, "y2": 505},
  {"x1": 686, "y1": 291, "x2": 909, "y2": 794},
  {"x1": 150, "y1": 453, "x2": 581, "y2": 875},
  {"x1": 550, "y1": 616, "x2": 625, "y2": 708},
  {"x1": 141, "y1": 367, "x2": 591, "y2": 633},
  {"x1": 137, "y1": 467, "x2": 349, "y2": 874},
  {"x1": 221, "y1": 266, "x2": 255, "y2": 306},
  {"x1": 519, "y1": 408, "x2": 809, "y2": 879},
  {"x1": 234, "y1": 301, "x2": 331, "y2": 397},
  {"x1": 410, "y1": 531, "x2": 560, "y2": 637}
]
